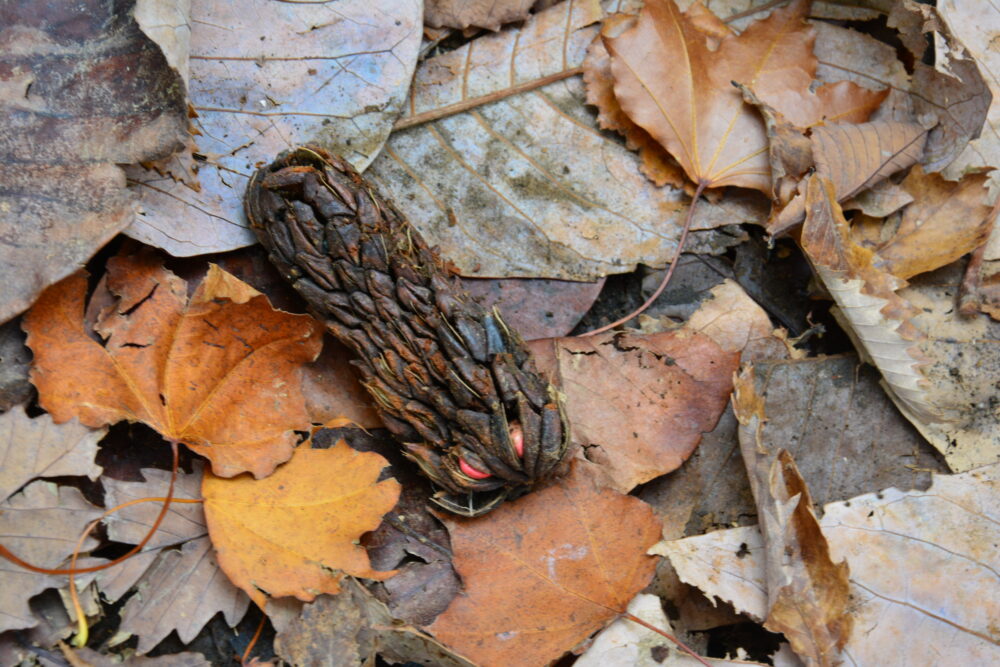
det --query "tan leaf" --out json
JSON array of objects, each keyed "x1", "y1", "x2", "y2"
[
  {"x1": 118, "y1": 537, "x2": 251, "y2": 653},
  {"x1": 874, "y1": 166, "x2": 994, "y2": 279},
  {"x1": 769, "y1": 121, "x2": 928, "y2": 235},
  {"x1": 530, "y1": 328, "x2": 739, "y2": 493},
  {"x1": 202, "y1": 441, "x2": 399, "y2": 608},
  {"x1": 124, "y1": 0, "x2": 421, "y2": 257},
  {"x1": 24, "y1": 257, "x2": 323, "y2": 478},
  {"x1": 0, "y1": 482, "x2": 102, "y2": 633},
  {"x1": 425, "y1": 0, "x2": 535, "y2": 30},
  {"x1": 0, "y1": 406, "x2": 104, "y2": 502},
  {"x1": 654, "y1": 464, "x2": 1000, "y2": 664},
  {"x1": 732, "y1": 367, "x2": 852, "y2": 666},
  {"x1": 428, "y1": 463, "x2": 660, "y2": 667},
  {"x1": 369, "y1": 0, "x2": 766, "y2": 281},
  {"x1": 103, "y1": 466, "x2": 206, "y2": 549},
  {"x1": 0, "y1": 2, "x2": 187, "y2": 323},
  {"x1": 799, "y1": 175, "x2": 938, "y2": 424}
]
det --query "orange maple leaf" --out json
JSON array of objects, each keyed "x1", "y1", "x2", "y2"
[
  {"x1": 428, "y1": 463, "x2": 660, "y2": 667},
  {"x1": 202, "y1": 440, "x2": 400, "y2": 608},
  {"x1": 24, "y1": 252, "x2": 323, "y2": 478}
]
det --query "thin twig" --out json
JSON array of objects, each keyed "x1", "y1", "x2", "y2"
[
  {"x1": 393, "y1": 67, "x2": 583, "y2": 131},
  {"x1": 623, "y1": 612, "x2": 714, "y2": 666}
]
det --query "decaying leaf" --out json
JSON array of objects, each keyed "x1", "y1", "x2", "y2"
[
  {"x1": 0, "y1": 407, "x2": 104, "y2": 502},
  {"x1": 202, "y1": 441, "x2": 399, "y2": 608},
  {"x1": 370, "y1": 0, "x2": 766, "y2": 281},
  {"x1": 0, "y1": 482, "x2": 102, "y2": 633},
  {"x1": 23, "y1": 256, "x2": 323, "y2": 478},
  {"x1": 654, "y1": 464, "x2": 1000, "y2": 664},
  {"x1": 425, "y1": 0, "x2": 535, "y2": 30},
  {"x1": 0, "y1": 319, "x2": 33, "y2": 411},
  {"x1": 529, "y1": 327, "x2": 739, "y2": 493},
  {"x1": 125, "y1": 0, "x2": 422, "y2": 257},
  {"x1": 799, "y1": 175, "x2": 938, "y2": 424},
  {"x1": 732, "y1": 367, "x2": 852, "y2": 666},
  {"x1": 0, "y1": 0, "x2": 187, "y2": 324},
  {"x1": 428, "y1": 463, "x2": 660, "y2": 667},
  {"x1": 873, "y1": 166, "x2": 994, "y2": 280}
]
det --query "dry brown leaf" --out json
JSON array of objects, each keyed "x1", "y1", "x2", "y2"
[
  {"x1": 684, "y1": 279, "x2": 789, "y2": 363},
  {"x1": 301, "y1": 339, "x2": 383, "y2": 430},
  {"x1": 654, "y1": 464, "x2": 1000, "y2": 664},
  {"x1": 529, "y1": 328, "x2": 739, "y2": 493},
  {"x1": 583, "y1": 14, "x2": 687, "y2": 189},
  {"x1": 0, "y1": 406, "x2": 104, "y2": 502},
  {"x1": 425, "y1": 0, "x2": 535, "y2": 30},
  {"x1": 0, "y1": 1, "x2": 187, "y2": 324},
  {"x1": 24, "y1": 257, "x2": 323, "y2": 479},
  {"x1": 103, "y1": 465, "x2": 205, "y2": 548},
  {"x1": 732, "y1": 367, "x2": 852, "y2": 666},
  {"x1": 124, "y1": 0, "x2": 421, "y2": 257},
  {"x1": 799, "y1": 175, "x2": 938, "y2": 424},
  {"x1": 0, "y1": 319, "x2": 32, "y2": 411},
  {"x1": 769, "y1": 121, "x2": 928, "y2": 235},
  {"x1": 369, "y1": 0, "x2": 766, "y2": 281},
  {"x1": 428, "y1": 463, "x2": 660, "y2": 667},
  {"x1": 873, "y1": 166, "x2": 994, "y2": 279},
  {"x1": 66, "y1": 648, "x2": 210, "y2": 667},
  {"x1": 202, "y1": 441, "x2": 399, "y2": 608},
  {"x1": 118, "y1": 537, "x2": 251, "y2": 653},
  {"x1": 0, "y1": 482, "x2": 102, "y2": 633}
]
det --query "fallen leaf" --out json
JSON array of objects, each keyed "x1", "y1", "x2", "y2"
[
  {"x1": 842, "y1": 179, "x2": 914, "y2": 218},
  {"x1": 124, "y1": 0, "x2": 422, "y2": 257},
  {"x1": 0, "y1": 482, "x2": 102, "y2": 633},
  {"x1": 460, "y1": 276, "x2": 606, "y2": 340},
  {"x1": 202, "y1": 441, "x2": 400, "y2": 608},
  {"x1": 118, "y1": 537, "x2": 251, "y2": 653},
  {"x1": 274, "y1": 577, "x2": 476, "y2": 667},
  {"x1": 873, "y1": 166, "x2": 994, "y2": 279},
  {"x1": 425, "y1": 0, "x2": 535, "y2": 30},
  {"x1": 530, "y1": 327, "x2": 739, "y2": 493},
  {"x1": 733, "y1": 367, "x2": 852, "y2": 666},
  {"x1": 0, "y1": 0, "x2": 187, "y2": 323},
  {"x1": 68, "y1": 648, "x2": 211, "y2": 667},
  {"x1": 0, "y1": 319, "x2": 33, "y2": 411},
  {"x1": 769, "y1": 121, "x2": 928, "y2": 235},
  {"x1": 0, "y1": 406, "x2": 104, "y2": 502},
  {"x1": 655, "y1": 464, "x2": 1000, "y2": 664},
  {"x1": 301, "y1": 339, "x2": 383, "y2": 430},
  {"x1": 684, "y1": 279, "x2": 789, "y2": 364},
  {"x1": 103, "y1": 465, "x2": 206, "y2": 548},
  {"x1": 369, "y1": 0, "x2": 767, "y2": 281},
  {"x1": 428, "y1": 463, "x2": 660, "y2": 667},
  {"x1": 24, "y1": 256, "x2": 323, "y2": 478},
  {"x1": 799, "y1": 175, "x2": 938, "y2": 424}
]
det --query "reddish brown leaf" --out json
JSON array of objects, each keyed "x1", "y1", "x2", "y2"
[
  {"x1": 530, "y1": 329, "x2": 739, "y2": 492},
  {"x1": 428, "y1": 464, "x2": 660, "y2": 667},
  {"x1": 202, "y1": 441, "x2": 400, "y2": 608},
  {"x1": 425, "y1": 0, "x2": 534, "y2": 31},
  {"x1": 24, "y1": 256, "x2": 323, "y2": 478}
]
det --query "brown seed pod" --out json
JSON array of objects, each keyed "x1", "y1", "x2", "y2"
[{"x1": 244, "y1": 146, "x2": 570, "y2": 516}]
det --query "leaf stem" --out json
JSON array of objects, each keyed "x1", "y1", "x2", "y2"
[
  {"x1": 622, "y1": 612, "x2": 714, "y2": 666},
  {"x1": 580, "y1": 181, "x2": 708, "y2": 336},
  {"x1": 392, "y1": 67, "x2": 584, "y2": 131}
]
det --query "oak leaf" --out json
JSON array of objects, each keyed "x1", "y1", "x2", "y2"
[
  {"x1": 24, "y1": 255, "x2": 323, "y2": 478},
  {"x1": 202, "y1": 441, "x2": 400, "y2": 608},
  {"x1": 428, "y1": 463, "x2": 660, "y2": 667}
]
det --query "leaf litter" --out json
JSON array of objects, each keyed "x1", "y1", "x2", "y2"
[{"x1": 4, "y1": 0, "x2": 1000, "y2": 664}]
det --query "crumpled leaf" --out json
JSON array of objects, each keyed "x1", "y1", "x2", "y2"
[
  {"x1": 275, "y1": 577, "x2": 475, "y2": 667},
  {"x1": 799, "y1": 176, "x2": 938, "y2": 424},
  {"x1": 769, "y1": 121, "x2": 928, "y2": 235},
  {"x1": 0, "y1": 482, "x2": 102, "y2": 633},
  {"x1": 24, "y1": 256, "x2": 323, "y2": 479},
  {"x1": 604, "y1": 0, "x2": 882, "y2": 193},
  {"x1": 528, "y1": 327, "x2": 739, "y2": 493},
  {"x1": 0, "y1": 0, "x2": 187, "y2": 324},
  {"x1": 124, "y1": 0, "x2": 422, "y2": 257},
  {"x1": 873, "y1": 166, "x2": 994, "y2": 280},
  {"x1": 202, "y1": 441, "x2": 400, "y2": 608},
  {"x1": 369, "y1": 0, "x2": 766, "y2": 281},
  {"x1": 654, "y1": 464, "x2": 1000, "y2": 665},
  {"x1": 425, "y1": 0, "x2": 534, "y2": 30},
  {"x1": 0, "y1": 406, "x2": 104, "y2": 502},
  {"x1": 733, "y1": 367, "x2": 852, "y2": 666},
  {"x1": 428, "y1": 463, "x2": 660, "y2": 667}
]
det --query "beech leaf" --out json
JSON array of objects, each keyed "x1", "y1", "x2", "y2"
[
  {"x1": 202, "y1": 441, "x2": 400, "y2": 608},
  {"x1": 23, "y1": 256, "x2": 323, "y2": 479},
  {"x1": 428, "y1": 463, "x2": 660, "y2": 667}
]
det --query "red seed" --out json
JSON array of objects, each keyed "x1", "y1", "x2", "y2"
[{"x1": 459, "y1": 457, "x2": 491, "y2": 479}]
